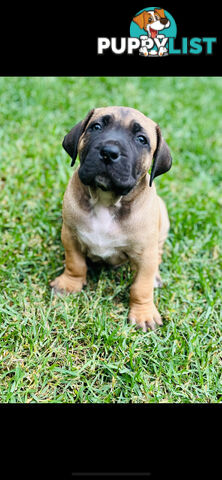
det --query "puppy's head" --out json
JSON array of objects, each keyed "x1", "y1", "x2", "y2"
[
  {"x1": 133, "y1": 9, "x2": 170, "y2": 38},
  {"x1": 62, "y1": 106, "x2": 172, "y2": 195}
]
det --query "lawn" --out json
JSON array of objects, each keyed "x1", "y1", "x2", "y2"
[{"x1": 0, "y1": 76, "x2": 221, "y2": 403}]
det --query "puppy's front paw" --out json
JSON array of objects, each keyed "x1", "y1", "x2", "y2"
[
  {"x1": 139, "y1": 46, "x2": 148, "y2": 56},
  {"x1": 128, "y1": 302, "x2": 163, "y2": 332},
  {"x1": 50, "y1": 273, "x2": 85, "y2": 295}
]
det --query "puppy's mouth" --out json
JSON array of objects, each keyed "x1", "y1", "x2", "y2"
[
  {"x1": 79, "y1": 166, "x2": 136, "y2": 196},
  {"x1": 94, "y1": 174, "x2": 111, "y2": 191},
  {"x1": 149, "y1": 19, "x2": 169, "y2": 37},
  {"x1": 150, "y1": 27, "x2": 158, "y2": 38},
  {"x1": 94, "y1": 173, "x2": 135, "y2": 195}
]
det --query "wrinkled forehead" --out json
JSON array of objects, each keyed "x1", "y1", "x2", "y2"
[{"x1": 89, "y1": 106, "x2": 157, "y2": 146}]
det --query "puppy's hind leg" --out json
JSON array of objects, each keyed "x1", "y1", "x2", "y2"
[{"x1": 154, "y1": 196, "x2": 170, "y2": 288}]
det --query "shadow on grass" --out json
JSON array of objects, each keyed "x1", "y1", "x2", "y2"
[{"x1": 86, "y1": 257, "x2": 132, "y2": 307}]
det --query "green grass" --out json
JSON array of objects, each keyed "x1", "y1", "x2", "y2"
[{"x1": 0, "y1": 76, "x2": 222, "y2": 403}]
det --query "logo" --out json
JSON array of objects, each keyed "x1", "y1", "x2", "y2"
[
  {"x1": 130, "y1": 7, "x2": 175, "y2": 57},
  {"x1": 97, "y1": 7, "x2": 217, "y2": 56}
]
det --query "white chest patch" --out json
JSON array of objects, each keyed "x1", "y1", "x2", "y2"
[{"x1": 76, "y1": 191, "x2": 128, "y2": 261}]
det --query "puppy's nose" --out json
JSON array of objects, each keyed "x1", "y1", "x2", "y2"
[
  {"x1": 160, "y1": 17, "x2": 168, "y2": 25},
  {"x1": 100, "y1": 144, "x2": 120, "y2": 163}
]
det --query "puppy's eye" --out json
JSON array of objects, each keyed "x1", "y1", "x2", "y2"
[
  {"x1": 136, "y1": 135, "x2": 147, "y2": 145},
  {"x1": 92, "y1": 123, "x2": 102, "y2": 131}
]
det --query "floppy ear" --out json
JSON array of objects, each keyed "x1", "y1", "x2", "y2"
[
  {"x1": 154, "y1": 8, "x2": 165, "y2": 19},
  {"x1": 149, "y1": 125, "x2": 172, "y2": 187},
  {"x1": 62, "y1": 109, "x2": 95, "y2": 167},
  {"x1": 133, "y1": 10, "x2": 149, "y2": 30}
]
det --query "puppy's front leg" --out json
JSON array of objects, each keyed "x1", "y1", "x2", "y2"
[
  {"x1": 50, "y1": 223, "x2": 87, "y2": 294},
  {"x1": 128, "y1": 248, "x2": 163, "y2": 331}
]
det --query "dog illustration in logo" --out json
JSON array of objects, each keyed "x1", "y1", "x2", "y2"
[{"x1": 133, "y1": 8, "x2": 171, "y2": 56}]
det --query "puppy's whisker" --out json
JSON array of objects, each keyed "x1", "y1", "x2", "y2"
[
  {"x1": 88, "y1": 187, "x2": 98, "y2": 205},
  {"x1": 114, "y1": 195, "x2": 122, "y2": 206}
]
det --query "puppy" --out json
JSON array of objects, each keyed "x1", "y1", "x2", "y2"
[
  {"x1": 133, "y1": 8, "x2": 170, "y2": 56},
  {"x1": 133, "y1": 8, "x2": 170, "y2": 38},
  {"x1": 50, "y1": 106, "x2": 172, "y2": 332}
]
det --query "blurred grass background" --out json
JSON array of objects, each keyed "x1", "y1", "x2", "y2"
[{"x1": 0, "y1": 76, "x2": 221, "y2": 402}]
